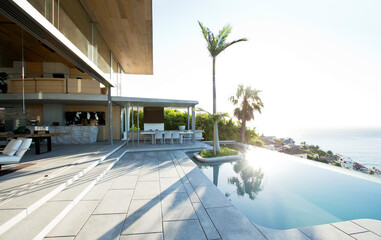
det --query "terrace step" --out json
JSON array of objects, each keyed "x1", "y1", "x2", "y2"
[
  {"x1": 0, "y1": 147, "x2": 127, "y2": 240},
  {"x1": 0, "y1": 143, "x2": 126, "y2": 237}
]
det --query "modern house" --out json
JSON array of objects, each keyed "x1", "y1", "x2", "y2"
[{"x1": 0, "y1": 0, "x2": 198, "y2": 145}]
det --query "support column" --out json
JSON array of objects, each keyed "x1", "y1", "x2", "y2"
[
  {"x1": 108, "y1": 86, "x2": 113, "y2": 145},
  {"x1": 126, "y1": 106, "x2": 130, "y2": 146},
  {"x1": 137, "y1": 104, "x2": 140, "y2": 147},
  {"x1": 191, "y1": 106, "x2": 196, "y2": 142},
  {"x1": 131, "y1": 105, "x2": 134, "y2": 147},
  {"x1": 124, "y1": 106, "x2": 128, "y2": 141},
  {"x1": 187, "y1": 107, "x2": 190, "y2": 130}
]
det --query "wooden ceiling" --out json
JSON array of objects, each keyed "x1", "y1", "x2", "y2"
[
  {"x1": 80, "y1": 0, "x2": 153, "y2": 75},
  {"x1": 0, "y1": 14, "x2": 74, "y2": 68}
]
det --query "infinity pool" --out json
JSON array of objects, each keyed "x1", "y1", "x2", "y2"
[{"x1": 193, "y1": 146, "x2": 381, "y2": 230}]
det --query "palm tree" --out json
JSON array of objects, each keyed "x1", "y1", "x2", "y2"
[
  {"x1": 229, "y1": 85, "x2": 263, "y2": 143},
  {"x1": 198, "y1": 21, "x2": 247, "y2": 155}
]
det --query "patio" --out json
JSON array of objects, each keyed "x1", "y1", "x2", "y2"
[{"x1": 1, "y1": 143, "x2": 381, "y2": 239}]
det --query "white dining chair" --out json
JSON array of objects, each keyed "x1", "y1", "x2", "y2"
[
  {"x1": 154, "y1": 132, "x2": 163, "y2": 145},
  {"x1": 172, "y1": 131, "x2": 180, "y2": 144},
  {"x1": 163, "y1": 131, "x2": 173, "y2": 144}
]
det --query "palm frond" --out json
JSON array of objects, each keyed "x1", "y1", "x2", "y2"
[{"x1": 198, "y1": 21, "x2": 247, "y2": 58}]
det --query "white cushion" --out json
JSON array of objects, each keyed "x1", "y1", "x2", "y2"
[
  {"x1": 3, "y1": 139, "x2": 22, "y2": 156},
  {"x1": 0, "y1": 155, "x2": 20, "y2": 164},
  {"x1": 15, "y1": 138, "x2": 32, "y2": 157}
]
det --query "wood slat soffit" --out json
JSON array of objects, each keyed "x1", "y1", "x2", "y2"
[{"x1": 80, "y1": 0, "x2": 153, "y2": 74}]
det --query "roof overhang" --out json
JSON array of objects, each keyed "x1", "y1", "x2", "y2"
[
  {"x1": 80, "y1": 0, "x2": 153, "y2": 74},
  {"x1": 113, "y1": 96, "x2": 198, "y2": 108},
  {"x1": 0, "y1": 94, "x2": 198, "y2": 108}
]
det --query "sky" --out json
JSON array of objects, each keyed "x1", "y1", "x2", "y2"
[{"x1": 125, "y1": 0, "x2": 381, "y2": 137}]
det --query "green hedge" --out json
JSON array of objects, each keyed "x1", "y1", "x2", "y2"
[{"x1": 128, "y1": 109, "x2": 262, "y2": 146}]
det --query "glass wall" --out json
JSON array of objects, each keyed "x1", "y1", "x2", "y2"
[
  {"x1": 26, "y1": 0, "x2": 126, "y2": 96},
  {"x1": 93, "y1": 27, "x2": 110, "y2": 74},
  {"x1": 27, "y1": 0, "x2": 112, "y2": 73},
  {"x1": 58, "y1": 0, "x2": 92, "y2": 59}
]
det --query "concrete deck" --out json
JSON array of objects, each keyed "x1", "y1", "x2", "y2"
[
  {"x1": 1, "y1": 145, "x2": 381, "y2": 239},
  {"x1": 125, "y1": 141, "x2": 207, "y2": 152}
]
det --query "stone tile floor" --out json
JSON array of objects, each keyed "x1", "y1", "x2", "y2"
[{"x1": 44, "y1": 149, "x2": 381, "y2": 240}]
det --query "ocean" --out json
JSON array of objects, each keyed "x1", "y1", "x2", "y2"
[{"x1": 289, "y1": 128, "x2": 381, "y2": 169}]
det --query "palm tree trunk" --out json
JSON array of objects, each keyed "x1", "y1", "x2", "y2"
[
  {"x1": 212, "y1": 57, "x2": 221, "y2": 155},
  {"x1": 240, "y1": 119, "x2": 246, "y2": 143}
]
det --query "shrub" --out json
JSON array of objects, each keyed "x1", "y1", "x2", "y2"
[
  {"x1": 330, "y1": 162, "x2": 341, "y2": 167},
  {"x1": 199, "y1": 146, "x2": 239, "y2": 158}
]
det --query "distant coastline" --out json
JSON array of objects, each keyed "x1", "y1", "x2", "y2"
[{"x1": 260, "y1": 135, "x2": 381, "y2": 178}]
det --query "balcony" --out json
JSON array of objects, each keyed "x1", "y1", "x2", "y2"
[{"x1": 7, "y1": 77, "x2": 104, "y2": 95}]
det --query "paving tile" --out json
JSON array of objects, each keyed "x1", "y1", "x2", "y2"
[
  {"x1": 163, "y1": 219, "x2": 206, "y2": 240},
  {"x1": 93, "y1": 190, "x2": 133, "y2": 214},
  {"x1": 133, "y1": 182, "x2": 160, "y2": 199},
  {"x1": 75, "y1": 214, "x2": 125, "y2": 240},
  {"x1": 206, "y1": 206, "x2": 266, "y2": 240},
  {"x1": 138, "y1": 169, "x2": 159, "y2": 182},
  {"x1": 44, "y1": 237, "x2": 75, "y2": 240},
  {"x1": 159, "y1": 164, "x2": 179, "y2": 178},
  {"x1": 161, "y1": 192, "x2": 197, "y2": 221},
  {"x1": 254, "y1": 224, "x2": 310, "y2": 240},
  {"x1": 186, "y1": 170, "x2": 213, "y2": 187},
  {"x1": 353, "y1": 219, "x2": 381, "y2": 235},
  {"x1": 47, "y1": 200, "x2": 98, "y2": 237},
  {"x1": 173, "y1": 162, "x2": 187, "y2": 179},
  {"x1": 82, "y1": 180, "x2": 113, "y2": 200},
  {"x1": 299, "y1": 224, "x2": 354, "y2": 240},
  {"x1": 111, "y1": 162, "x2": 142, "y2": 176},
  {"x1": 119, "y1": 233, "x2": 163, "y2": 240},
  {"x1": 332, "y1": 221, "x2": 367, "y2": 234},
  {"x1": 1, "y1": 201, "x2": 70, "y2": 240},
  {"x1": 194, "y1": 184, "x2": 231, "y2": 209},
  {"x1": 183, "y1": 183, "x2": 200, "y2": 203},
  {"x1": 192, "y1": 202, "x2": 220, "y2": 240},
  {"x1": 0, "y1": 209, "x2": 26, "y2": 231},
  {"x1": 351, "y1": 231, "x2": 381, "y2": 240},
  {"x1": 0, "y1": 184, "x2": 61, "y2": 210},
  {"x1": 50, "y1": 180, "x2": 93, "y2": 202},
  {"x1": 110, "y1": 175, "x2": 138, "y2": 189},
  {"x1": 160, "y1": 177, "x2": 185, "y2": 195},
  {"x1": 121, "y1": 198, "x2": 162, "y2": 235}
]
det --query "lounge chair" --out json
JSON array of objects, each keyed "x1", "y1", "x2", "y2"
[{"x1": 0, "y1": 138, "x2": 32, "y2": 169}]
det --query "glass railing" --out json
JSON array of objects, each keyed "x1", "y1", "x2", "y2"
[{"x1": 27, "y1": 0, "x2": 112, "y2": 75}]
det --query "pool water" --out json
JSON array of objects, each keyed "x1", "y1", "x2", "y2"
[{"x1": 194, "y1": 147, "x2": 381, "y2": 230}]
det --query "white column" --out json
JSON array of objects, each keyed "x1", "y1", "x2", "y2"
[
  {"x1": 137, "y1": 104, "x2": 140, "y2": 147},
  {"x1": 131, "y1": 104, "x2": 134, "y2": 147},
  {"x1": 108, "y1": 86, "x2": 113, "y2": 145},
  {"x1": 192, "y1": 106, "x2": 196, "y2": 142},
  {"x1": 187, "y1": 107, "x2": 190, "y2": 130},
  {"x1": 124, "y1": 106, "x2": 128, "y2": 140}
]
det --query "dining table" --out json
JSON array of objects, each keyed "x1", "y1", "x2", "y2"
[
  {"x1": 140, "y1": 131, "x2": 157, "y2": 144},
  {"x1": 179, "y1": 131, "x2": 194, "y2": 144}
]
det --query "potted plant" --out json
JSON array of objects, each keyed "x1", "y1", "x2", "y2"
[
  {"x1": 0, "y1": 72, "x2": 8, "y2": 93},
  {"x1": 14, "y1": 125, "x2": 31, "y2": 134}
]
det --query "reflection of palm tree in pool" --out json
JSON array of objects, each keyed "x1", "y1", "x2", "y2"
[
  {"x1": 213, "y1": 165, "x2": 219, "y2": 186},
  {"x1": 228, "y1": 160, "x2": 264, "y2": 200}
]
